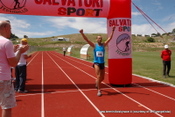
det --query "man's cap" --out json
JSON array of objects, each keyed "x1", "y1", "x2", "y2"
[
  {"x1": 164, "y1": 45, "x2": 168, "y2": 49},
  {"x1": 21, "y1": 38, "x2": 28, "y2": 42}
]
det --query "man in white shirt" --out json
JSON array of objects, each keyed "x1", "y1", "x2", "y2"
[{"x1": 15, "y1": 38, "x2": 31, "y2": 93}]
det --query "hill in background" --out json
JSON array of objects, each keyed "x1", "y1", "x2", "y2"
[{"x1": 25, "y1": 33, "x2": 175, "y2": 53}]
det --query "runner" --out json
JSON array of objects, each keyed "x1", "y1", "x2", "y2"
[{"x1": 79, "y1": 26, "x2": 116, "y2": 96}]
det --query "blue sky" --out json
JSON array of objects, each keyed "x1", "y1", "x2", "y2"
[{"x1": 0, "y1": 0, "x2": 175, "y2": 38}]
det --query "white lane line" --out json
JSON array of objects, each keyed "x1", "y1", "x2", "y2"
[
  {"x1": 46, "y1": 52, "x2": 105, "y2": 117},
  {"x1": 54, "y1": 52, "x2": 175, "y2": 102},
  {"x1": 133, "y1": 74, "x2": 175, "y2": 88},
  {"x1": 27, "y1": 51, "x2": 39, "y2": 66},
  {"x1": 49, "y1": 52, "x2": 163, "y2": 117},
  {"x1": 16, "y1": 88, "x2": 113, "y2": 98},
  {"x1": 41, "y1": 52, "x2": 45, "y2": 117},
  {"x1": 133, "y1": 83, "x2": 175, "y2": 101}
]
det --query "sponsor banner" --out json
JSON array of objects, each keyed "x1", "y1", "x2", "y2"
[
  {"x1": 107, "y1": 18, "x2": 132, "y2": 59},
  {"x1": 0, "y1": 0, "x2": 110, "y2": 17}
]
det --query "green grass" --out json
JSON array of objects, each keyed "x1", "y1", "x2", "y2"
[{"x1": 133, "y1": 51, "x2": 175, "y2": 85}]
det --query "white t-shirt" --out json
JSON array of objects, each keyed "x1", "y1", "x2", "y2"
[
  {"x1": 63, "y1": 47, "x2": 66, "y2": 51},
  {"x1": 17, "y1": 52, "x2": 27, "y2": 65},
  {"x1": 15, "y1": 44, "x2": 27, "y2": 65}
]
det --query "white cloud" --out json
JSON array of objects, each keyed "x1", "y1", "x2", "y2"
[
  {"x1": 164, "y1": 21, "x2": 175, "y2": 33},
  {"x1": 0, "y1": 14, "x2": 30, "y2": 29},
  {"x1": 13, "y1": 29, "x2": 54, "y2": 38},
  {"x1": 132, "y1": 20, "x2": 175, "y2": 35},
  {"x1": 132, "y1": 24, "x2": 158, "y2": 35},
  {"x1": 132, "y1": 12, "x2": 141, "y2": 16},
  {"x1": 0, "y1": 14, "x2": 54, "y2": 38},
  {"x1": 45, "y1": 17, "x2": 107, "y2": 33}
]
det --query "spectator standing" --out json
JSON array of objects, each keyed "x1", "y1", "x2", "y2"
[
  {"x1": 63, "y1": 47, "x2": 66, "y2": 56},
  {"x1": 0, "y1": 20, "x2": 28, "y2": 117},
  {"x1": 15, "y1": 38, "x2": 31, "y2": 93},
  {"x1": 161, "y1": 45, "x2": 172, "y2": 78}
]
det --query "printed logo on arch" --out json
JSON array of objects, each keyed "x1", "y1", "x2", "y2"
[
  {"x1": 0, "y1": 0, "x2": 28, "y2": 14},
  {"x1": 108, "y1": 18, "x2": 132, "y2": 59},
  {"x1": 116, "y1": 33, "x2": 131, "y2": 57}
]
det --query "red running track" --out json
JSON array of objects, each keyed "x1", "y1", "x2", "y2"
[{"x1": 1, "y1": 51, "x2": 175, "y2": 117}]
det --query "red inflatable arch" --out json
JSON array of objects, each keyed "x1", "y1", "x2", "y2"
[{"x1": 0, "y1": 0, "x2": 132, "y2": 85}]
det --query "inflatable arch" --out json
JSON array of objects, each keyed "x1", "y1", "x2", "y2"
[
  {"x1": 80, "y1": 44, "x2": 90, "y2": 60},
  {"x1": 67, "y1": 45, "x2": 74, "y2": 56},
  {"x1": 0, "y1": 0, "x2": 132, "y2": 85}
]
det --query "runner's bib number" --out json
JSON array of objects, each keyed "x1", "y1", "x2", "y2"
[{"x1": 96, "y1": 51, "x2": 104, "y2": 57}]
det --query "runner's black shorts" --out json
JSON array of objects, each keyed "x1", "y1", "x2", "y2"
[{"x1": 93, "y1": 63, "x2": 105, "y2": 70}]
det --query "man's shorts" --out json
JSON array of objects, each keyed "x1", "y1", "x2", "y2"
[
  {"x1": 93, "y1": 63, "x2": 105, "y2": 70},
  {"x1": 0, "y1": 80, "x2": 16, "y2": 109}
]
